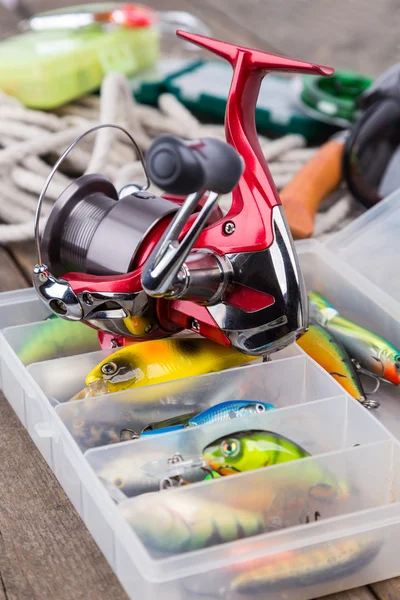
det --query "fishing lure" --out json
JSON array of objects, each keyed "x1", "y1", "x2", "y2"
[
  {"x1": 202, "y1": 430, "x2": 344, "y2": 514},
  {"x1": 141, "y1": 430, "x2": 330, "y2": 494},
  {"x1": 62, "y1": 376, "x2": 256, "y2": 451},
  {"x1": 297, "y1": 323, "x2": 367, "y2": 404},
  {"x1": 202, "y1": 430, "x2": 310, "y2": 476},
  {"x1": 70, "y1": 337, "x2": 258, "y2": 400},
  {"x1": 228, "y1": 537, "x2": 380, "y2": 595},
  {"x1": 124, "y1": 456, "x2": 345, "y2": 554},
  {"x1": 122, "y1": 492, "x2": 266, "y2": 553},
  {"x1": 203, "y1": 470, "x2": 222, "y2": 481},
  {"x1": 16, "y1": 315, "x2": 98, "y2": 365},
  {"x1": 139, "y1": 401, "x2": 275, "y2": 437},
  {"x1": 309, "y1": 291, "x2": 400, "y2": 386},
  {"x1": 141, "y1": 412, "x2": 198, "y2": 434},
  {"x1": 93, "y1": 451, "x2": 170, "y2": 497},
  {"x1": 188, "y1": 400, "x2": 275, "y2": 427}
]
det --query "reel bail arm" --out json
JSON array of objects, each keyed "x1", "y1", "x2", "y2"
[{"x1": 32, "y1": 124, "x2": 152, "y2": 323}]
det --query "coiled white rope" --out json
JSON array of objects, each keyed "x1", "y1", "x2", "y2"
[{"x1": 0, "y1": 71, "x2": 353, "y2": 245}]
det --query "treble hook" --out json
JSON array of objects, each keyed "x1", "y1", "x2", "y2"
[
  {"x1": 120, "y1": 428, "x2": 140, "y2": 441},
  {"x1": 160, "y1": 476, "x2": 187, "y2": 490},
  {"x1": 351, "y1": 360, "x2": 381, "y2": 409}
]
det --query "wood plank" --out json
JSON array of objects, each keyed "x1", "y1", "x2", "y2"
[
  {"x1": 8, "y1": 241, "x2": 37, "y2": 281},
  {"x1": 0, "y1": 389, "x2": 128, "y2": 600},
  {"x1": 196, "y1": 0, "x2": 400, "y2": 76},
  {"x1": 371, "y1": 579, "x2": 400, "y2": 599},
  {"x1": 0, "y1": 573, "x2": 6, "y2": 600},
  {"x1": 189, "y1": 0, "x2": 283, "y2": 53},
  {"x1": 0, "y1": 4, "x2": 19, "y2": 38},
  {"x1": 0, "y1": 247, "x2": 28, "y2": 291}
]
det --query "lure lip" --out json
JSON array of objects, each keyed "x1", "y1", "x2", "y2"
[
  {"x1": 68, "y1": 378, "x2": 109, "y2": 401},
  {"x1": 205, "y1": 461, "x2": 239, "y2": 476}
]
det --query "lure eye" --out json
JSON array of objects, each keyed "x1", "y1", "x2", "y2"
[
  {"x1": 255, "y1": 403, "x2": 265, "y2": 413},
  {"x1": 113, "y1": 477, "x2": 125, "y2": 489},
  {"x1": 101, "y1": 361, "x2": 118, "y2": 376},
  {"x1": 221, "y1": 438, "x2": 240, "y2": 457}
]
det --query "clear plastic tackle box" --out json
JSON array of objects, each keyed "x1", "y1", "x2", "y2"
[{"x1": 1, "y1": 189, "x2": 400, "y2": 600}]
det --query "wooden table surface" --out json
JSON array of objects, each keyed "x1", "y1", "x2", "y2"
[{"x1": 0, "y1": 0, "x2": 399, "y2": 598}]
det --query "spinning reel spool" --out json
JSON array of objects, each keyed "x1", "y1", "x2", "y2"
[{"x1": 39, "y1": 129, "x2": 239, "y2": 279}]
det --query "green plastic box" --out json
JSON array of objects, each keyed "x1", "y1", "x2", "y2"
[
  {"x1": 133, "y1": 59, "x2": 337, "y2": 141},
  {"x1": 0, "y1": 25, "x2": 160, "y2": 109}
]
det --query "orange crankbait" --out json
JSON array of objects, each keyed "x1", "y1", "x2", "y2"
[
  {"x1": 309, "y1": 292, "x2": 400, "y2": 386},
  {"x1": 297, "y1": 323, "x2": 366, "y2": 403}
]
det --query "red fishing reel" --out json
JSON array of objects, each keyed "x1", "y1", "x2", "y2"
[{"x1": 33, "y1": 31, "x2": 333, "y2": 356}]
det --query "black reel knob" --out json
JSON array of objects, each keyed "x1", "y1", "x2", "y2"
[{"x1": 145, "y1": 134, "x2": 244, "y2": 196}]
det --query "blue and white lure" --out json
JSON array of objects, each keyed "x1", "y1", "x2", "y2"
[{"x1": 139, "y1": 400, "x2": 275, "y2": 437}]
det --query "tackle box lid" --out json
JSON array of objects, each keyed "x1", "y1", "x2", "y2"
[{"x1": 325, "y1": 188, "x2": 400, "y2": 305}]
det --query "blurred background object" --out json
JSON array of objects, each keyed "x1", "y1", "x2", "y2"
[
  {"x1": 0, "y1": 0, "x2": 398, "y2": 248},
  {"x1": 2, "y1": 0, "x2": 399, "y2": 74}
]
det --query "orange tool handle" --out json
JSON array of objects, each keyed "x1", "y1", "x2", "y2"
[{"x1": 280, "y1": 138, "x2": 345, "y2": 239}]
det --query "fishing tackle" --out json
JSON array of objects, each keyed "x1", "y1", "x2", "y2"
[
  {"x1": 181, "y1": 537, "x2": 380, "y2": 597},
  {"x1": 141, "y1": 430, "x2": 310, "y2": 480},
  {"x1": 69, "y1": 337, "x2": 258, "y2": 401},
  {"x1": 309, "y1": 291, "x2": 400, "y2": 390},
  {"x1": 187, "y1": 400, "x2": 274, "y2": 427},
  {"x1": 15, "y1": 314, "x2": 99, "y2": 365},
  {"x1": 124, "y1": 455, "x2": 345, "y2": 554},
  {"x1": 93, "y1": 446, "x2": 210, "y2": 497},
  {"x1": 141, "y1": 412, "x2": 198, "y2": 433},
  {"x1": 202, "y1": 430, "x2": 309, "y2": 476},
  {"x1": 227, "y1": 537, "x2": 380, "y2": 595},
  {"x1": 32, "y1": 31, "x2": 333, "y2": 358},
  {"x1": 60, "y1": 367, "x2": 256, "y2": 451},
  {"x1": 138, "y1": 400, "x2": 275, "y2": 438},
  {"x1": 297, "y1": 323, "x2": 369, "y2": 406},
  {"x1": 120, "y1": 412, "x2": 197, "y2": 441},
  {"x1": 122, "y1": 492, "x2": 266, "y2": 553}
]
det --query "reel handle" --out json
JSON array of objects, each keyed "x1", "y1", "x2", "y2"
[
  {"x1": 145, "y1": 134, "x2": 244, "y2": 196},
  {"x1": 141, "y1": 190, "x2": 220, "y2": 298},
  {"x1": 142, "y1": 136, "x2": 244, "y2": 298}
]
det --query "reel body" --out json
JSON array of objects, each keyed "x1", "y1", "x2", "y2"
[{"x1": 33, "y1": 31, "x2": 334, "y2": 356}]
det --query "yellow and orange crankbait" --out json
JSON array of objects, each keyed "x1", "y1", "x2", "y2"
[
  {"x1": 70, "y1": 337, "x2": 258, "y2": 400},
  {"x1": 297, "y1": 323, "x2": 366, "y2": 403}
]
